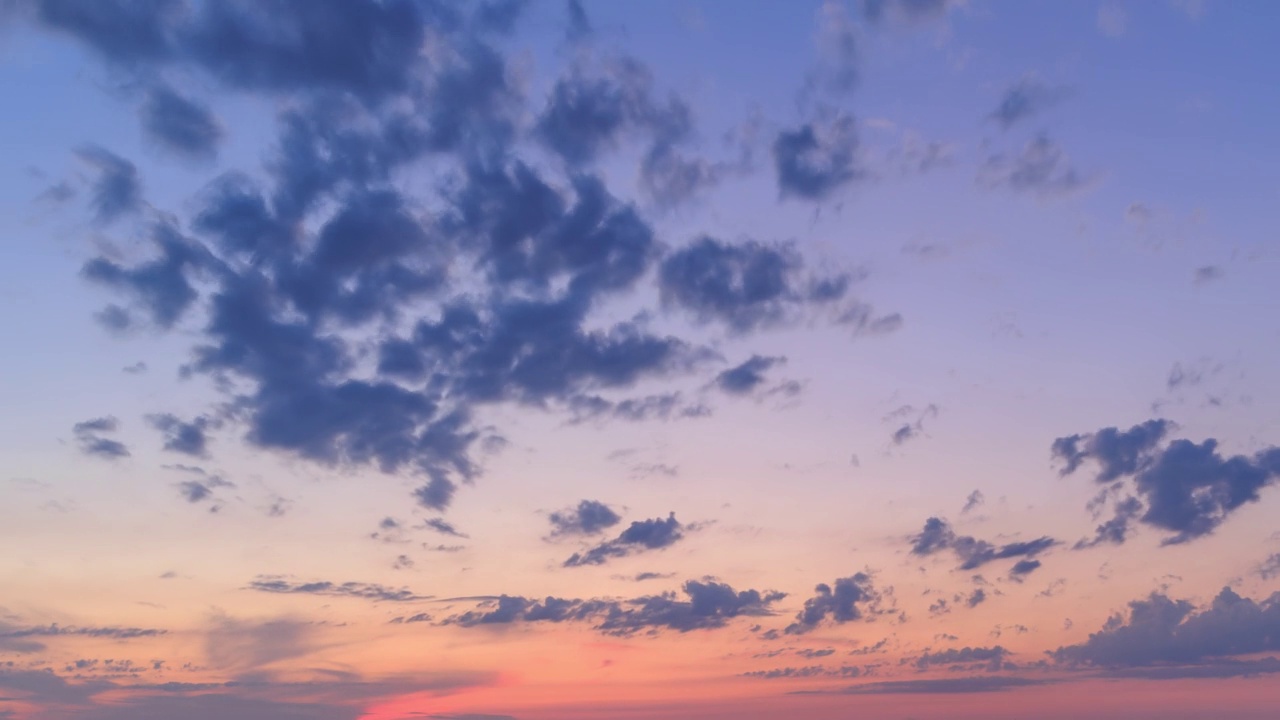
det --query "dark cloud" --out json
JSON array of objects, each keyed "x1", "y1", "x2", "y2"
[
  {"x1": 444, "y1": 579, "x2": 784, "y2": 636},
  {"x1": 859, "y1": 0, "x2": 953, "y2": 26},
  {"x1": 1194, "y1": 265, "x2": 1224, "y2": 284},
  {"x1": 659, "y1": 237, "x2": 854, "y2": 333},
  {"x1": 76, "y1": 145, "x2": 142, "y2": 224},
  {"x1": 715, "y1": 355, "x2": 786, "y2": 396},
  {"x1": 961, "y1": 489, "x2": 984, "y2": 514},
  {"x1": 786, "y1": 574, "x2": 883, "y2": 634},
  {"x1": 833, "y1": 676, "x2": 1048, "y2": 694},
  {"x1": 564, "y1": 513, "x2": 686, "y2": 567},
  {"x1": 978, "y1": 135, "x2": 1088, "y2": 197},
  {"x1": 990, "y1": 78, "x2": 1068, "y2": 129},
  {"x1": 147, "y1": 413, "x2": 213, "y2": 457},
  {"x1": 914, "y1": 645, "x2": 1007, "y2": 670},
  {"x1": 1055, "y1": 420, "x2": 1280, "y2": 545},
  {"x1": 966, "y1": 589, "x2": 987, "y2": 608},
  {"x1": 72, "y1": 415, "x2": 130, "y2": 459},
  {"x1": 424, "y1": 518, "x2": 469, "y2": 539},
  {"x1": 548, "y1": 499, "x2": 622, "y2": 537},
  {"x1": 35, "y1": 0, "x2": 180, "y2": 66},
  {"x1": 0, "y1": 623, "x2": 165, "y2": 641},
  {"x1": 910, "y1": 517, "x2": 1058, "y2": 572},
  {"x1": 1053, "y1": 587, "x2": 1280, "y2": 670},
  {"x1": 82, "y1": 221, "x2": 211, "y2": 329},
  {"x1": 1009, "y1": 559, "x2": 1041, "y2": 577},
  {"x1": 1259, "y1": 553, "x2": 1280, "y2": 580},
  {"x1": 141, "y1": 84, "x2": 223, "y2": 159},
  {"x1": 246, "y1": 577, "x2": 431, "y2": 602},
  {"x1": 744, "y1": 664, "x2": 861, "y2": 679},
  {"x1": 888, "y1": 404, "x2": 938, "y2": 446},
  {"x1": 773, "y1": 114, "x2": 861, "y2": 201},
  {"x1": 43, "y1": 0, "x2": 887, "y2": 518}
]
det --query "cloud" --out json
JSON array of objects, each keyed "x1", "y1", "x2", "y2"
[
  {"x1": 147, "y1": 413, "x2": 214, "y2": 457},
  {"x1": 245, "y1": 577, "x2": 431, "y2": 602},
  {"x1": 830, "y1": 676, "x2": 1048, "y2": 694},
  {"x1": 141, "y1": 84, "x2": 223, "y2": 159},
  {"x1": 423, "y1": 518, "x2": 469, "y2": 539},
  {"x1": 1194, "y1": 265, "x2": 1224, "y2": 284},
  {"x1": 914, "y1": 645, "x2": 1007, "y2": 670},
  {"x1": 990, "y1": 78, "x2": 1068, "y2": 129},
  {"x1": 73, "y1": 415, "x2": 130, "y2": 459},
  {"x1": 564, "y1": 513, "x2": 687, "y2": 567},
  {"x1": 35, "y1": 0, "x2": 890, "y2": 517},
  {"x1": 75, "y1": 145, "x2": 142, "y2": 224},
  {"x1": 961, "y1": 490, "x2": 985, "y2": 514},
  {"x1": 978, "y1": 135, "x2": 1089, "y2": 198},
  {"x1": 658, "y1": 237, "x2": 857, "y2": 333},
  {"x1": 1053, "y1": 587, "x2": 1280, "y2": 670},
  {"x1": 786, "y1": 574, "x2": 883, "y2": 634},
  {"x1": 774, "y1": 113, "x2": 862, "y2": 201},
  {"x1": 715, "y1": 355, "x2": 787, "y2": 396},
  {"x1": 548, "y1": 500, "x2": 622, "y2": 537},
  {"x1": 1259, "y1": 553, "x2": 1280, "y2": 580},
  {"x1": 444, "y1": 579, "x2": 784, "y2": 636},
  {"x1": 1054, "y1": 420, "x2": 1280, "y2": 545},
  {"x1": 859, "y1": 0, "x2": 953, "y2": 26},
  {"x1": 888, "y1": 404, "x2": 938, "y2": 446},
  {"x1": 910, "y1": 517, "x2": 1058, "y2": 572},
  {"x1": 1097, "y1": 4, "x2": 1128, "y2": 38},
  {"x1": 744, "y1": 664, "x2": 861, "y2": 679}
]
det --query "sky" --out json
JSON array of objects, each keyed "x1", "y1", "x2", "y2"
[{"x1": 1, "y1": 0, "x2": 1279, "y2": 718}]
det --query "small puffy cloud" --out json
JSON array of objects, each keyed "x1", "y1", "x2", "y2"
[
  {"x1": 147, "y1": 414, "x2": 214, "y2": 457},
  {"x1": 773, "y1": 113, "x2": 861, "y2": 202},
  {"x1": 990, "y1": 78, "x2": 1069, "y2": 129},
  {"x1": 548, "y1": 500, "x2": 622, "y2": 537},
  {"x1": 910, "y1": 517, "x2": 1057, "y2": 572},
  {"x1": 564, "y1": 513, "x2": 687, "y2": 567},
  {"x1": 73, "y1": 416, "x2": 130, "y2": 459},
  {"x1": 1055, "y1": 420, "x2": 1280, "y2": 545},
  {"x1": 141, "y1": 84, "x2": 223, "y2": 159},
  {"x1": 786, "y1": 573, "x2": 883, "y2": 634},
  {"x1": 245, "y1": 576, "x2": 432, "y2": 602},
  {"x1": 75, "y1": 145, "x2": 142, "y2": 224},
  {"x1": 715, "y1": 355, "x2": 786, "y2": 396},
  {"x1": 444, "y1": 579, "x2": 784, "y2": 636},
  {"x1": 978, "y1": 135, "x2": 1089, "y2": 198}
]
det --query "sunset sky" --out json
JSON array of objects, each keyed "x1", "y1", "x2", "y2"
[{"x1": 2, "y1": 1, "x2": 1280, "y2": 718}]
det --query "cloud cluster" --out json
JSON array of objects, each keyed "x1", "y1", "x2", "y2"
[
  {"x1": 442, "y1": 579, "x2": 785, "y2": 637},
  {"x1": 32, "y1": 0, "x2": 892, "y2": 515},
  {"x1": 564, "y1": 513, "x2": 687, "y2": 567},
  {"x1": 910, "y1": 517, "x2": 1057, "y2": 573},
  {"x1": 1054, "y1": 419, "x2": 1280, "y2": 545},
  {"x1": 1054, "y1": 587, "x2": 1280, "y2": 675}
]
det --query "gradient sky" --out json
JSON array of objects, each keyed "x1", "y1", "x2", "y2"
[{"x1": 2, "y1": 1, "x2": 1280, "y2": 718}]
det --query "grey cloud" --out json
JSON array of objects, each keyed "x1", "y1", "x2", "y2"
[
  {"x1": 73, "y1": 415, "x2": 130, "y2": 459},
  {"x1": 424, "y1": 518, "x2": 469, "y2": 539},
  {"x1": 914, "y1": 645, "x2": 1007, "y2": 670},
  {"x1": 978, "y1": 134, "x2": 1088, "y2": 198},
  {"x1": 147, "y1": 413, "x2": 214, "y2": 457},
  {"x1": 990, "y1": 78, "x2": 1068, "y2": 129},
  {"x1": 246, "y1": 577, "x2": 431, "y2": 602},
  {"x1": 910, "y1": 517, "x2": 1058, "y2": 572},
  {"x1": 444, "y1": 579, "x2": 784, "y2": 637},
  {"x1": 1053, "y1": 587, "x2": 1280, "y2": 669},
  {"x1": 961, "y1": 489, "x2": 984, "y2": 514},
  {"x1": 1055, "y1": 420, "x2": 1280, "y2": 545},
  {"x1": 774, "y1": 114, "x2": 861, "y2": 201},
  {"x1": 1194, "y1": 265, "x2": 1224, "y2": 284},
  {"x1": 744, "y1": 664, "x2": 861, "y2": 679},
  {"x1": 786, "y1": 573, "x2": 882, "y2": 634},
  {"x1": 828, "y1": 676, "x2": 1048, "y2": 694},
  {"x1": 715, "y1": 355, "x2": 786, "y2": 396},
  {"x1": 564, "y1": 513, "x2": 686, "y2": 567},
  {"x1": 76, "y1": 145, "x2": 142, "y2": 224},
  {"x1": 1259, "y1": 553, "x2": 1280, "y2": 580},
  {"x1": 659, "y1": 237, "x2": 854, "y2": 333},
  {"x1": 548, "y1": 500, "x2": 622, "y2": 537},
  {"x1": 859, "y1": 0, "x2": 953, "y2": 26},
  {"x1": 141, "y1": 84, "x2": 223, "y2": 159}
]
